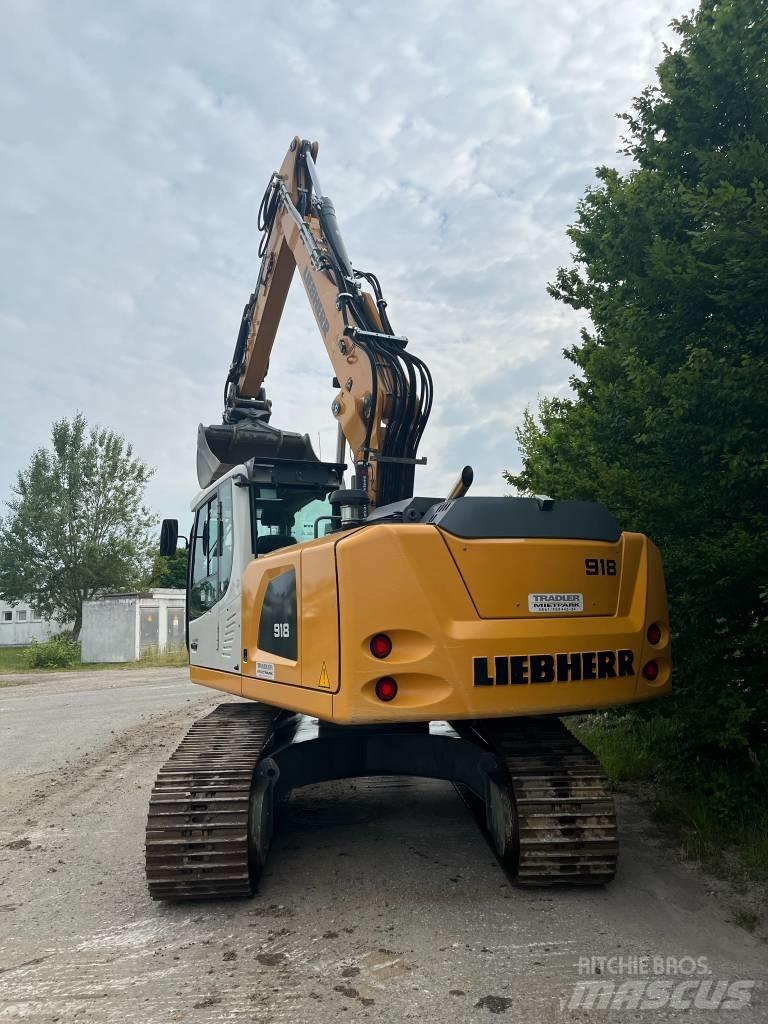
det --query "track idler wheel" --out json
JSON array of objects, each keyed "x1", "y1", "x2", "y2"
[
  {"x1": 249, "y1": 763, "x2": 278, "y2": 871},
  {"x1": 485, "y1": 775, "x2": 518, "y2": 863}
]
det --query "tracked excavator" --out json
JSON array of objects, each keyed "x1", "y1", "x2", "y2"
[{"x1": 146, "y1": 137, "x2": 671, "y2": 899}]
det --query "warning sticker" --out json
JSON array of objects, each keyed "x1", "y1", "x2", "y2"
[
  {"x1": 256, "y1": 661, "x2": 276, "y2": 681},
  {"x1": 528, "y1": 593, "x2": 583, "y2": 614},
  {"x1": 318, "y1": 662, "x2": 331, "y2": 689}
]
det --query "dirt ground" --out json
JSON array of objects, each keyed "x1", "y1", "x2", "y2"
[{"x1": 0, "y1": 669, "x2": 765, "y2": 1022}]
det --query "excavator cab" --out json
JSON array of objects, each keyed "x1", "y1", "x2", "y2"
[{"x1": 179, "y1": 428, "x2": 344, "y2": 683}]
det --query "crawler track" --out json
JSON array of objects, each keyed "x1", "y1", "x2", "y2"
[
  {"x1": 477, "y1": 717, "x2": 618, "y2": 885},
  {"x1": 146, "y1": 706, "x2": 616, "y2": 899},
  {"x1": 145, "y1": 702, "x2": 278, "y2": 900}
]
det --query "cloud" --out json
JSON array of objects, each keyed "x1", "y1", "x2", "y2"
[{"x1": 0, "y1": 0, "x2": 679, "y2": 523}]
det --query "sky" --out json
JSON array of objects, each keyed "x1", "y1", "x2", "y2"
[{"x1": 0, "y1": 0, "x2": 681, "y2": 527}]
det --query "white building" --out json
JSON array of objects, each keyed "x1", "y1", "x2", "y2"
[
  {"x1": 81, "y1": 589, "x2": 186, "y2": 663},
  {"x1": 0, "y1": 600, "x2": 66, "y2": 646}
]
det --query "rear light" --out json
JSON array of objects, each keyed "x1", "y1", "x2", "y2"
[
  {"x1": 375, "y1": 676, "x2": 398, "y2": 702},
  {"x1": 646, "y1": 623, "x2": 662, "y2": 645},
  {"x1": 642, "y1": 660, "x2": 659, "y2": 681},
  {"x1": 370, "y1": 633, "x2": 392, "y2": 659}
]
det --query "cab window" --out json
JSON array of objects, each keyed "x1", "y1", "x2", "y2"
[
  {"x1": 254, "y1": 494, "x2": 334, "y2": 555},
  {"x1": 189, "y1": 481, "x2": 235, "y2": 619},
  {"x1": 291, "y1": 497, "x2": 334, "y2": 542},
  {"x1": 219, "y1": 482, "x2": 234, "y2": 595},
  {"x1": 190, "y1": 495, "x2": 218, "y2": 619}
]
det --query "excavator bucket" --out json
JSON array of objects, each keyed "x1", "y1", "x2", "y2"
[{"x1": 196, "y1": 420, "x2": 324, "y2": 489}]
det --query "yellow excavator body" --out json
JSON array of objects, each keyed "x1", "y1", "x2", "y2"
[{"x1": 190, "y1": 521, "x2": 669, "y2": 724}]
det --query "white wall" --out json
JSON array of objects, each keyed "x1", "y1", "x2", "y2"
[
  {"x1": 80, "y1": 590, "x2": 186, "y2": 663},
  {"x1": 0, "y1": 601, "x2": 68, "y2": 646},
  {"x1": 81, "y1": 598, "x2": 137, "y2": 663}
]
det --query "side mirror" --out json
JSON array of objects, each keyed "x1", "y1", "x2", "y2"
[{"x1": 160, "y1": 519, "x2": 179, "y2": 557}]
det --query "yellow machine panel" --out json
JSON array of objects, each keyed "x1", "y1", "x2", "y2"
[
  {"x1": 242, "y1": 552, "x2": 303, "y2": 688},
  {"x1": 299, "y1": 540, "x2": 341, "y2": 693},
  {"x1": 440, "y1": 533, "x2": 624, "y2": 618},
  {"x1": 332, "y1": 525, "x2": 670, "y2": 724},
  {"x1": 233, "y1": 523, "x2": 670, "y2": 727},
  {"x1": 239, "y1": 540, "x2": 340, "y2": 716}
]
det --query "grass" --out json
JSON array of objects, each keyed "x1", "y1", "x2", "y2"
[
  {"x1": 0, "y1": 645, "x2": 188, "y2": 675},
  {"x1": 570, "y1": 713, "x2": 679, "y2": 783},
  {"x1": 652, "y1": 794, "x2": 768, "y2": 882},
  {"x1": 133, "y1": 647, "x2": 189, "y2": 669},
  {"x1": 731, "y1": 907, "x2": 761, "y2": 933},
  {"x1": 569, "y1": 713, "x2": 768, "y2": 886},
  {"x1": 0, "y1": 647, "x2": 32, "y2": 671}
]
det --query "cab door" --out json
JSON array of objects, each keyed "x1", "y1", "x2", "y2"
[
  {"x1": 188, "y1": 491, "x2": 221, "y2": 671},
  {"x1": 188, "y1": 481, "x2": 240, "y2": 681},
  {"x1": 215, "y1": 481, "x2": 241, "y2": 674}
]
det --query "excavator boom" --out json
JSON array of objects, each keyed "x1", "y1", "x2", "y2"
[{"x1": 202, "y1": 136, "x2": 432, "y2": 509}]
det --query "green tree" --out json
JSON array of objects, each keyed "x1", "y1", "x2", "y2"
[
  {"x1": 507, "y1": 0, "x2": 768, "y2": 802},
  {"x1": 0, "y1": 414, "x2": 156, "y2": 639},
  {"x1": 149, "y1": 547, "x2": 189, "y2": 590}
]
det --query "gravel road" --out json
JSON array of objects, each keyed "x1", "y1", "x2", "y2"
[{"x1": 0, "y1": 669, "x2": 765, "y2": 1022}]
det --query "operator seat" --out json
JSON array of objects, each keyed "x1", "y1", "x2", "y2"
[{"x1": 255, "y1": 535, "x2": 297, "y2": 556}]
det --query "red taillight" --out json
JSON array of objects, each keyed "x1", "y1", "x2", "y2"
[
  {"x1": 370, "y1": 633, "x2": 392, "y2": 659},
  {"x1": 642, "y1": 660, "x2": 659, "y2": 681},
  {"x1": 375, "y1": 676, "x2": 398, "y2": 701},
  {"x1": 647, "y1": 623, "x2": 662, "y2": 645}
]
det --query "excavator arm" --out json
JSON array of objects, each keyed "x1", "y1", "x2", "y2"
[{"x1": 217, "y1": 136, "x2": 433, "y2": 509}]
